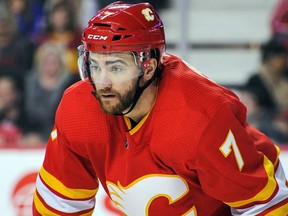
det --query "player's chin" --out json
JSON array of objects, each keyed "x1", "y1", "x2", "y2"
[{"x1": 100, "y1": 102, "x2": 122, "y2": 115}]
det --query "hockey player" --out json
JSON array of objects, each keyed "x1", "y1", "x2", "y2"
[{"x1": 33, "y1": 1, "x2": 288, "y2": 215}]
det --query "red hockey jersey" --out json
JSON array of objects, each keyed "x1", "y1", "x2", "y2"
[{"x1": 33, "y1": 54, "x2": 288, "y2": 215}]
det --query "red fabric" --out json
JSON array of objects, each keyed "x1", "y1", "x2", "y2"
[{"x1": 0, "y1": 121, "x2": 22, "y2": 146}]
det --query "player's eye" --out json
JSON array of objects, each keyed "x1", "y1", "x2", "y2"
[
  {"x1": 90, "y1": 65, "x2": 101, "y2": 73},
  {"x1": 110, "y1": 65, "x2": 123, "y2": 73}
]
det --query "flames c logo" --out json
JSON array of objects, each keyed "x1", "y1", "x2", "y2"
[
  {"x1": 142, "y1": 8, "x2": 155, "y2": 21},
  {"x1": 107, "y1": 174, "x2": 197, "y2": 216}
]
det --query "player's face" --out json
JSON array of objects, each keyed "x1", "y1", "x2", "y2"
[{"x1": 89, "y1": 52, "x2": 141, "y2": 114}]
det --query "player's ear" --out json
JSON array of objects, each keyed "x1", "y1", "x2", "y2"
[{"x1": 143, "y1": 58, "x2": 157, "y2": 80}]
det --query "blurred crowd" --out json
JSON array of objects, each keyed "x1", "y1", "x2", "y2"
[
  {"x1": 0, "y1": 0, "x2": 170, "y2": 146},
  {"x1": 0, "y1": 0, "x2": 288, "y2": 147},
  {"x1": 236, "y1": 0, "x2": 288, "y2": 146}
]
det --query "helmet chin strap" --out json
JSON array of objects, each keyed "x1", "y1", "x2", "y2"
[{"x1": 117, "y1": 66, "x2": 161, "y2": 116}]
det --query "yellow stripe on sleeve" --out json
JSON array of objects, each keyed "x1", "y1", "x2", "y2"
[
  {"x1": 34, "y1": 191, "x2": 59, "y2": 216},
  {"x1": 225, "y1": 156, "x2": 277, "y2": 208},
  {"x1": 34, "y1": 190, "x2": 95, "y2": 216},
  {"x1": 40, "y1": 166, "x2": 98, "y2": 199},
  {"x1": 264, "y1": 202, "x2": 288, "y2": 216},
  {"x1": 273, "y1": 145, "x2": 280, "y2": 167}
]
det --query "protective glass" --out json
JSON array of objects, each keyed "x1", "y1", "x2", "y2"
[{"x1": 78, "y1": 45, "x2": 149, "y2": 84}]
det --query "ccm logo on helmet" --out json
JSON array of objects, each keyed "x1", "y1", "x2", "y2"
[
  {"x1": 87, "y1": 34, "x2": 108, "y2": 40},
  {"x1": 142, "y1": 8, "x2": 155, "y2": 21}
]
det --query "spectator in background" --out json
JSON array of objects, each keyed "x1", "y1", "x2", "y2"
[
  {"x1": 0, "y1": 2, "x2": 35, "y2": 91},
  {"x1": 7, "y1": 0, "x2": 45, "y2": 38},
  {"x1": 245, "y1": 38, "x2": 288, "y2": 113},
  {"x1": 78, "y1": 0, "x2": 99, "y2": 29},
  {"x1": 271, "y1": 0, "x2": 288, "y2": 37},
  {"x1": 0, "y1": 76, "x2": 24, "y2": 146},
  {"x1": 24, "y1": 42, "x2": 76, "y2": 143},
  {"x1": 36, "y1": 0, "x2": 82, "y2": 75},
  {"x1": 243, "y1": 38, "x2": 288, "y2": 144},
  {"x1": 270, "y1": 0, "x2": 288, "y2": 79},
  {"x1": 238, "y1": 87, "x2": 288, "y2": 144}
]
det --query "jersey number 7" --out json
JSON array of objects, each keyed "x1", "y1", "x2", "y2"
[{"x1": 219, "y1": 129, "x2": 244, "y2": 171}]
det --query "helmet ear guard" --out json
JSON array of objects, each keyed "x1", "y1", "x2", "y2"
[
  {"x1": 143, "y1": 61, "x2": 151, "y2": 72},
  {"x1": 133, "y1": 48, "x2": 163, "y2": 73}
]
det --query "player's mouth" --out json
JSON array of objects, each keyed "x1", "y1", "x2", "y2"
[{"x1": 100, "y1": 94, "x2": 116, "y2": 101}]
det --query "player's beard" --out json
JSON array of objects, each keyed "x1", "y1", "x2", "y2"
[{"x1": 96, "y1": 83, "x2": 137, "y2": 115}]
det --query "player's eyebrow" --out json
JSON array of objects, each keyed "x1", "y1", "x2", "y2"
[{"x1": 90, "y1": 58, "x2": 128, "y2": 66}]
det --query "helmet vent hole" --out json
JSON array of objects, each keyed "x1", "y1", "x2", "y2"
[
  {"x1": 112, "y1": 35, "x2": 122, "y2": 41},
  {"x1": 118, "y1": 27, "x2": 126, "y2": 31},
  {"x1": 93, "y1": 23, "x2": 111, "y2": 28},
  {"x1": 123, "y1": 35, "x2": 132, "y2": 39},
  {"x1": 103, "y1": 45, "x2": 107, "y2": 49}
]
